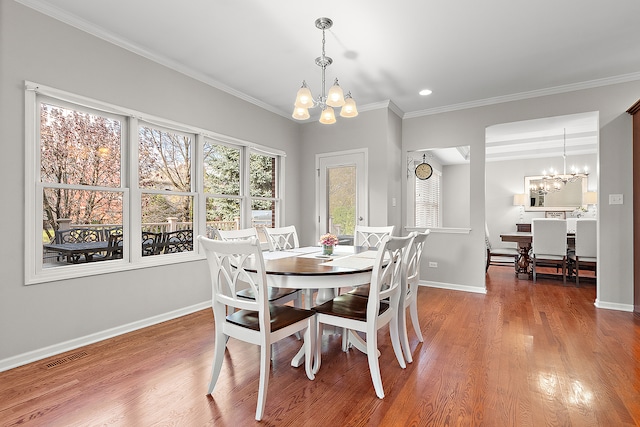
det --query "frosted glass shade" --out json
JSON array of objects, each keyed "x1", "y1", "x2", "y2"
[
  {"x1": 292, "y1": 107, "x2": 310, "y2": 120},
  {"x1": 340, "y1": 95, "x2": 358, "y2": 118},
  {"x1": 326, "y1": 79, "x2": 345, "y2": 107},
  {"x1": 294, "y1": 83, "x2": 314, "y2": 108},
  {"x1": 319, "y1": 106, "x2": 336, "y2": 124}
]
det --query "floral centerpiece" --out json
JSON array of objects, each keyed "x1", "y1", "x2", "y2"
[{"x1": 319, "y1": 233, "x2": 338, "y2": 255}]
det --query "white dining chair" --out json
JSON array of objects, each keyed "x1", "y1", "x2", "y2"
[
  {"x1": 532, "y1": 218, "x2": 568, "y2": 285},
  {"x1": 354, "y1": 225, "x2": 395, "y2": 248},
  {"x1": 569, "y1": 218, "x2": 597, "y2": 286},
  {"x1": 264, "y1": 225, "x2": 317, "y2": 308},
  {"x1": 399, "y1": 230, "x2": 430, "y2": 362},
  {"x1": 263, "y1": 225, "x2": 300, "y2": 251},
  {"x1": 218, "y1": 228, "x2": 301, "y2": 307},
  {"x1": 485, "y1": 223, "x2": 519, "y2": 271},
  {"x1": 313, "y1": 234, "x2": 410, "y2": 399},
  {"x1": 197, "y1": 236, "x2": 315, "y2": 421}
]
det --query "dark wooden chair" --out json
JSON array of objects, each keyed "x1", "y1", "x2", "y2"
[
  {"x1": 161, "y1": 229, "x2": 193, "y2": 254},
  {"x1": 485, "y1": 223, "x2": 519, "y2": 272}
]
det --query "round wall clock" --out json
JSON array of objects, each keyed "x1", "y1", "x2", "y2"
[{"x1": 414, "y1": 154, "x2": 433, "y2": 180}]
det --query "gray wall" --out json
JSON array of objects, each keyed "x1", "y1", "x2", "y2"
[
  {"x1": 0, "y1": 1, "x2": 302, "y2": 366},
  {"x1": 403, "y1": 81, "x2": 640, "y2": 306}
]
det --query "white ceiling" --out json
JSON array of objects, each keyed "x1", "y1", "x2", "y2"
[{"x1": 18, "y1": 0, "x2": 640, "y2": 124}]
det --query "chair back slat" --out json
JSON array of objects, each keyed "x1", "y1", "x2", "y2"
[
  {"x1": 354, "y1": 225, "x2": 395, "y2": 249},
  {"x1": 367, "y1": 234, "x2": 413, "y2": 319},
  {"x1": 198, "y1": 236, "x2": 268, "y2": 315},
  {"x1": 264, "y1": 226, "x2": 299, "y2": 251},
  {"x1": 218, "y1": 228, "x2": 259, "y2": 241},
  {"x1": 406, "y1": 231, "x2": 430, "y2": 290}
]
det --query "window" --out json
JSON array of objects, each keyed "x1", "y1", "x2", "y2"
[
  {"x1": 25, "y1": 82, "x2": 283, "y2": 284},
  {"x1": 139, "y1": 123, "x2": 195, "y2": 255},
  {"x1": 406, "y1": 147, "x2": 470, "y2": 230},
  {"x1": 37, "y1": 98, "x2": 127, "y2": 269},
  {"x1": 250, "y1": 151, "x2": 279, "y2": 240},
  {"x1": 203, "y1": 141, "x2": 242, "y2": 238},
  {"x1": 415, "y1": 169, "x2": 442, "y2": 228}
]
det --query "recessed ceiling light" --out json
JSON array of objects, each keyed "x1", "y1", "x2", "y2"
[{"x1": 419, "y1": 89, "x2": 432, "y2": 96}]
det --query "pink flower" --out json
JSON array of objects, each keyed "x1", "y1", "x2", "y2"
[{"x1": 319, "y1": 233, "x2": 339, "y2": 246}]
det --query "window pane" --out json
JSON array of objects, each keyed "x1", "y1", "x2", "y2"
[
  {"x1": 42, "y1": 188, "x2": 123, "y2": 267},
  {"x1": 139, "y1": 126, "x2": 192, "y2": 191},
  {"x1": 40, "y1": 103, "x2": 121, "y2": 187},
  {"x1": 203, "y1": 142, "x2": 240, "y2": 195},
  {"x1": 252, "y1": 199, "x2": 274, "y2": 241},
  {"x1": 415, "y1": 171, "x2": 441, "y2": 228},
  {"x1": 250, "y1": 152, "x2": 275, "y2": 198},
  {"x1": 206, "y1": 197, "x2": 240, "y2": 238},
  {"x1": 141, "y1": 194, "x2": 194, "y2": 254},
  {"x1": 327, "y1": 166, "x2": 356, "y2": 236},
  {"x1": 43, "y1": 188, "x2": 123, "y2": 242}
]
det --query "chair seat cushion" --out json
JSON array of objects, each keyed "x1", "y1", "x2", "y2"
[
  {"x1": 534, "y1": 254, "x2": 565, "y2": 261},
  {"x1": 236, "y1": 286, "x2": 298, "y2": 302},
  {"x1": 226, "y1": 304, "x2": 314, "y2": 332},
  {"x1": 490, "y1": 248, "x2": 519, "y2": 256},
  {"x1": 570, "y1": 255, "x2": 597, "y2": 263},
  {"x1": 312, "y1": 294, "x2": 389, "y2": 321},
  {"x1": 346, "y1": 283, "x2": 370, "y2": 298}
]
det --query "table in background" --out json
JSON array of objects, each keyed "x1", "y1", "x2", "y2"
[
  {"x1": 500, "y1": 232, "x2": 575, "y2": 279},
  {"x1": 43, "y1": 241, "x2": 110, "y2": 263}
]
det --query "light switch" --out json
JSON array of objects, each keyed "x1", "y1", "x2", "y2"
[
  {"x1": 392, "y1": 197, "x2": 396, "y2": 207},
  {"x1": 609, "y1": 194, "x2": 623, "y2": 205}
]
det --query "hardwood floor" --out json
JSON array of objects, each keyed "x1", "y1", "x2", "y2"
[{"x1": 1, "y1": 267, "x2": 639, "y2": 426}]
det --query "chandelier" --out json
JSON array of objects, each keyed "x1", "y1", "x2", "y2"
[
  {"x1": 292, "y1": 17, "x2": 358, "y2": 124},
  {"x1": 533, "y1": 128, "x2": 589, "y2": 194}
]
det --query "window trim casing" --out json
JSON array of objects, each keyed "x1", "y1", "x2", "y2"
[{"x1": 24, "y1": 81, "x2": 285, "y2": 285}]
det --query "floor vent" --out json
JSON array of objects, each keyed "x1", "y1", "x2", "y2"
[{"x1": 44, "y1": 351, "x2": 88, "y2": 369}]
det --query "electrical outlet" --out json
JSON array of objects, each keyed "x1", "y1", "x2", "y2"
[
  {"x1": 428, "y1": 261, "x2": 438, "y2": 268},
  {"x1": 609, "y1": 194, "x2": 623, "y2": 205}
]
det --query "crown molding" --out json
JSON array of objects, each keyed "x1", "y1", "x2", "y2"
[{"x1": 404, "y1": 71, "x2": 640, "y2": 119}]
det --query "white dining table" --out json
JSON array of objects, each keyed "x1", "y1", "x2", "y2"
[{"x1": 245, "y1": 245, "x2": 379, "y2": 366}]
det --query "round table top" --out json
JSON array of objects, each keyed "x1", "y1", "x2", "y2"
[{"x1": 243, "y1": 246, "x2": 377, "y2": 276}]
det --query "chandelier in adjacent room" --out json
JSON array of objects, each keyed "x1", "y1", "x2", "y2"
[
  {"x1": 532, "y1": 128, "x2": 589, "y2": 194},
  {"x1": 292, "y1": 17, "x2": 358, "y2": 124}
]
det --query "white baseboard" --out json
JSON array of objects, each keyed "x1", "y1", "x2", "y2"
[
  {"x1": 0, "y1": 301, "x2": 211, "y2": 373},
  {"x1": 419, "y1": 280, "x2": 487, "y2": 294},
  {"x1": 594, "y1": 299, "x2": 634, "y2": 312}
]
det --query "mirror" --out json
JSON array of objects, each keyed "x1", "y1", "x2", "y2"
[
  {"x1": 524, "y1": 175, "x2": 587, "y2": 211},
  {"x1": 406, "y1": 146, "x2": 470, "y2": 228}
]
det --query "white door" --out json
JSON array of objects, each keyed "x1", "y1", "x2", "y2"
[{"x1": 317, "y1": 150, "x2": 368, "y2": 244}]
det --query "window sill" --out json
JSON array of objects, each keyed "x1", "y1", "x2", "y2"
[{"x1": 26, "y1": 252, "x2": 205, "y2": 285}]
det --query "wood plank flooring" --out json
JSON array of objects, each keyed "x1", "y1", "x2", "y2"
[{"x1": 1, "y1": 267, "x2": 639, "y2": 426}]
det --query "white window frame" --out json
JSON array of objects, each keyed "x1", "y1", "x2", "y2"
[{"x1": 25, "y1": 81, "x2": 284, "y2": 285}]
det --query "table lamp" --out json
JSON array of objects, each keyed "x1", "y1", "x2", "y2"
[
  {"x1": 585, "y1": 191, "x2": 597, "y2": 216},
  {"x1": 513, "y1": 193, "x2": 527, "y2": 223}
]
